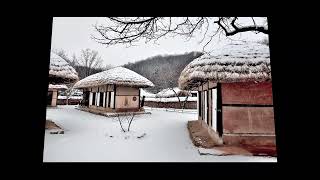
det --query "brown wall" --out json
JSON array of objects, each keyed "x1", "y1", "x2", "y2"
[
  {"x1": 223, "y1": 106, "x2": 275, "y2": 134},
  {"x1": 116, "y1": 86, "x2": 139, "y2": 96},
  {"x1": 222, "y1": 134, "x2": 276, "y2": 146},
  {"x1": 221, "y1": 82, "x2": 274, "y2": 135},
  {"x1": 115, "y1": 86, "x2": 140, "y2": 109},
  {"x1": 221, "y1": 82, "x2": 273, "y2": 105},
  {"x1": 195, "y1": 81, "x2": 276, "y2": 146},
  {"x1": 115, "y1": 95, "x2": 139, "y2": 109}
]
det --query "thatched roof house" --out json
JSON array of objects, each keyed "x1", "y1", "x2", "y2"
[
  {"x1": 178, "y1": 42, "x2": 276, "y2": 154},
  {"x1": 179, "y1": 43, "x2": 271, "y2": 90},
  {"x1": 74, "y1": 67, "x2": 154, "y2": 112},
  {"x1": 47, "y1": 53, "x2": 78, "y2": 107},
  {"x1": 49, "y1": 53, "x2": 79, "y2": 84}
]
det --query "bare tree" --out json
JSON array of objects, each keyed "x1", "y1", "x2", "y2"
[
  {"x1": 92, "y1": 17, "x2": 268, "y2": 51},
  {"x1": 52, "y1": 49, "x2": 78, "y2": 67},
  {"x1": 105, "y1": 64, "x2": 114, "y2": 70},
  {"x1": 78, "y1": 48, "x2": 103, "y2": 77},
  {"x1": 52, "y1": 48, "x2": 71, "y2": 61},
  {"x1": 114, "y1": 112, "x2": 136, "y2": 133}
]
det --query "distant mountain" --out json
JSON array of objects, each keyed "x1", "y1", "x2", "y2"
[{"x1": 123, "y1": 51, "x2": 203, "y2": 93}]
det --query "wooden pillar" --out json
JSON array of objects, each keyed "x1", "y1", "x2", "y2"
[
  {"x1": 51, "y1": 90, "x2": 57, "y2": 107},
  {"x1": 113, "y1": 85, "x2": 116, "y2": 109},
  {"x1": 216, "y1": 83, "x2": 223, "y2": 137}
]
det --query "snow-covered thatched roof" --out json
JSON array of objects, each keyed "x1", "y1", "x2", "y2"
[
  {"x1": 48, "y1": 84, "x2": 68, "y2": 90},
  {"x1": 178, "y1": 42, "x2": 271, "y2": 90},
  {"x1": 73, "y1": 67, "x2": 154, "y2": 89},
  {"x1": 140, "y1": 89, "x2": 156, "y2": 98},
  {"x1": 49, "y1": 53, "x2": 79, "y2": 84}
]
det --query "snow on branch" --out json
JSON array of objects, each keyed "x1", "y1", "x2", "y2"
[{"x1": 92, "y1": 17, "x2": 268, "y2": 48}]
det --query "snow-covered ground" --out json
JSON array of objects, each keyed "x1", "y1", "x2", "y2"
[{"x1": 43, "y1": 105, "x2": 277, "y2": 162}]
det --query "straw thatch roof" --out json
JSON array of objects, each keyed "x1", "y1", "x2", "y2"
[
  {"x1": 73, "y1": 67, "x2": 154, "y2": 89},
  {"x1": 49, "y1": 53, "x2": 79, "y2": 84},
  {"x1": 178, "y1": 42, "x2": 271, "y2": 90},
  {"x1": 156, "y1": 87, "x2": 190, "y2": 98},
  {"x1": 140, "y1": 89, "x2": 156, "y2": 98}
]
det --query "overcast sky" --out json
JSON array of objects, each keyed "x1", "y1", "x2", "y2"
[{"x1": 51, "y1": 17, "x2": 268, "y2": 66}]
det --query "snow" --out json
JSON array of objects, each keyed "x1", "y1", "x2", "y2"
[
  {"x1": 198, "y1": 148, "x2": 225, "y2": 155},
  {"x1": 156, "y1": 87, "x2": 184, "y2": 98},
  {"x1": 49, "y1": 84, "x2": 68, "y2": 90},
  {"x1": 73, "y1": 67, "x2": 154, "y2": 88},
  {"x1": 58, "y1": 96, "x2": 83, "y2": 100},
  {"x1": 145, "y1": 97, "x2": 197, "y2": 102},
  {"x1": 140, "y1": 88, "x2": 156, "y2": 98},
  {"x1": 43, "y1": 105, "x2": 277, "y2": 162}
]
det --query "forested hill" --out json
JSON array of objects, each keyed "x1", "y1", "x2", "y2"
[{"x1": 123, "y1": 51, "x2": 203, "y2": 93}]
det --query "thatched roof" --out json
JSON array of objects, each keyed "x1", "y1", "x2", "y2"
[
  {"x1": 156, "y1": 87, "x2": 190, "y2": 98},
  {"x1": 178, "y1": 42, "x2": 271, "y2": 90},
  {"x1": 49, "y1": 53, "x2": 79, "y2": 84},
  {"x1": 73, "y1": 67, "x2": 154, "y2": 89},
  {"x1": 140, "y1": 89, "x2": 156, "y2": 98}
]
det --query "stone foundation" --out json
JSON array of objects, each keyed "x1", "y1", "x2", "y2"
[
  {"x1": 76, "y1": 106, "x2": 151, "y2": 117},
  {"x1": 144, "y1": 101, "x2": 197, "y2": 109},
  {"x1": 187, "y1": 120, "x2": 223, "y2": 148}
]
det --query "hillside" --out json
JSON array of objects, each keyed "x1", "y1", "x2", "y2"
[{"x1": 123, "y1": 51, "x2": 203, "y2": 93}]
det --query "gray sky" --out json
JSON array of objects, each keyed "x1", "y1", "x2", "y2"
[{"x1": 51, "y1": 17, "x2": 268, "y2": 66}]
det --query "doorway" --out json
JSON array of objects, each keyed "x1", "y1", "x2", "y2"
[{"x1": 47, "y1": 91, "x2": 53, "y2": 106}]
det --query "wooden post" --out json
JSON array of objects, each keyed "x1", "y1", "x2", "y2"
[
  {"x1": 216, "y1": 83, "x2": 223, "y2": 137},
  {"x1": 113, "y1": 85, "x2": 116, "y2": 109}
]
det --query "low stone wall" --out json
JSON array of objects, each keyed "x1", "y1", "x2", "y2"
[
  {"x1": 187, "y1": 120, "x2": 223, "y2": 148},
  {"x1": 57, "y1": 99, "x2": 82, "y2": 105},
  {"x1": 144, "y1": 101, "x2": 197, "y2": 109}
]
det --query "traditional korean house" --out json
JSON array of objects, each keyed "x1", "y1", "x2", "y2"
[
  {"x1": 48, "y1": 53, "x2": 79, "y2": 107},
  {"x1": 178, "y1": 42, "x2": 275, "y2": 149},
  {"x1": 73, "y1": 67, "x2": 154, "y2": 112}
]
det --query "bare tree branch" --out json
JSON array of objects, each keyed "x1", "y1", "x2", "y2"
[{"x1": 92, "y1": 17, "x2": 269, "y2": 51}]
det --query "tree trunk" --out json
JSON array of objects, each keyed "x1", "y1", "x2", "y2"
[
  {"x1": 171, "y1": 88, "x2": 182, "y2": 109},
  {"x1": 127, "y1": 113, "x2": 135, "y2": 132},
  {"x1": 118, "y1": 115, "x2": 126, "y2": 132},
  {"x1": 182, "y1": 92, "x2": 190, "y2": 110}
]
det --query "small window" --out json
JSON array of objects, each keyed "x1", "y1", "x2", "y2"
[
  {"x1": 133, "y1": 96, "x2": 137, "y2": 101},
  {"x1": 47, "y1": 91, "x2": 53, "y2": 105}
]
